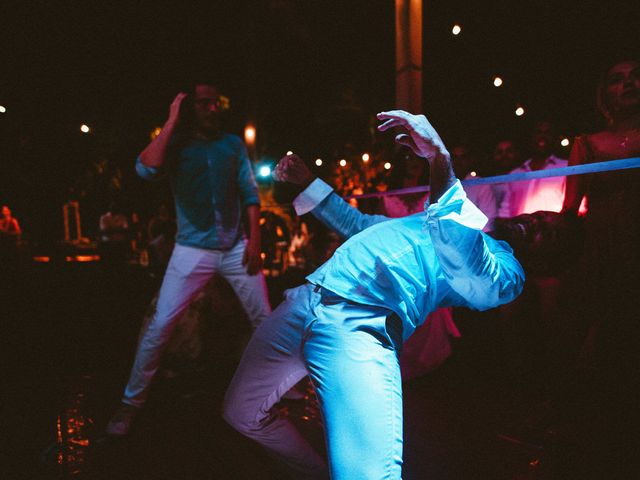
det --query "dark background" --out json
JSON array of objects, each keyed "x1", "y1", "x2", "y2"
[{"x1": 1, "y1": 0, "x2": 638, "y2": 242}]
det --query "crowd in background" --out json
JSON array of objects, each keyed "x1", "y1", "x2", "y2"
[{"x1": 1, "y1": 58, "x2": 638, "y2": 469}]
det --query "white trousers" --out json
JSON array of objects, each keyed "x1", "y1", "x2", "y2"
[
  {"x1": 122, "y1": 241, "x2": 271, "y2": 407},
  {"x1": 224, "y1": 284, "x2": 404, "y2": 480}
]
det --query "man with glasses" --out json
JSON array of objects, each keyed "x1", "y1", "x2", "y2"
[{"x1": 105, "y1": 82, "x2": 271, "y2": 435}]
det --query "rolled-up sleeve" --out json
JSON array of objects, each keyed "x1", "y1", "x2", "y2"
[
  {"x1": 135, "y1": 156, "x2": 162, "y2": 181},
  {"x1": 236, "y1": 141, "x2": 260, "y2": 207},
  {"x1": 426, "y1": 180, "x2": 525, "y2": 310}
]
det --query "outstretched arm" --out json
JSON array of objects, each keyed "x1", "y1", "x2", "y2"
[{"x1": 274, "y1": 154, "x2": 389, "y2": 239}]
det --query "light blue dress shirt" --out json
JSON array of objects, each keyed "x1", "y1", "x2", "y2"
[
  {"x1": 136, "y1": 133, "x2": 260, "y2": 250},
  {"x1": 294, "y1": 178, "x2": 525, "y2": 341}
]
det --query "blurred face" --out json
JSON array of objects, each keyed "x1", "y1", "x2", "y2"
[
  {"x1": 493, "y1": 211, "x2": 576, "y2": 274},
  {"x1": 2, "y1": 206, "x2": 10, "y2": 217},
  {"x1": 493, "y1": 140, "x2": 517, "y2": 173},
  {"x1": 451, "y1": 145, "x2": 473, "y2": 177},
  {"x1": 404, "y1": 152, "x2": 425, "y2": 180},
  {"x1": 605, "y1": 61, "x2": 640, "y2": 116},
  {"x1": 531, "y1": 121, "x2": 555, "y2": 157},
  {"x1": 193, "y1": 84, "x2": 221, "y2": 134}
]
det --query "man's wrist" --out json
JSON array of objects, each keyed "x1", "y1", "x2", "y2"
[
  {"x1": 164, "y1": 117, "x2": 179, "y2": 132},
  {"x1": 300, "y1": 175, "x2": 317, "y2": 189}
]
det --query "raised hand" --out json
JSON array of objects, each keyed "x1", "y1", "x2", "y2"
[
  {"x1": 272, "y1": 154, "x2": 315, "y2": 187},
  {"x1": 168, "y1": 92, "x2": 189, "y2": 126},
  {"x1": 377, "y1": 110, "x2": 449, "y2": 160}
]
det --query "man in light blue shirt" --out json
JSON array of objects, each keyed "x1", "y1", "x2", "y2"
[
  {"x1": 222, "y1": 111, "x2": 577, "y2": 479},
  {"x1": 106, "y1": 83, "x2": 271, "y2": 436}
]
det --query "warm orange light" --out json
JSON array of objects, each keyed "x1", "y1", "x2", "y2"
[
  {"x1": 244, "y1": 125, "x2": 256, "y2": 145},
  {"x1": 150, "y1": 127, "x2": 162, "y2": 140},
  {"x1": 65, "y1": 255, "x2": 100, "y2": 262},
  {"x1": 69, "y1": 438, "x2": 90, "y2": 447},
  {"x1": 33, "y1": 256, "x2": 51, "y2": 263}
]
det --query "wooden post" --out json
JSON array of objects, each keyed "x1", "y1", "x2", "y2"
[{"x1": 395, "y1": 0, "x2": 423, "y2": 112}]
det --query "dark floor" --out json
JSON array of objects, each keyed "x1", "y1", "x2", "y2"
[{"x1": 0, "y1": 260, "x2": 634, "y2": 479}]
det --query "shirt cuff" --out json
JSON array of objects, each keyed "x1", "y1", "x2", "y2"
[
  {"x1": 425, "y1": 180, "x2": 488, "y2": 230},
  {"x1": 293, "y1": 178, "x2": 334, "y2": 215},
  {"x1": 135, "y1": 157, "x2": 160, "y2": 180}
]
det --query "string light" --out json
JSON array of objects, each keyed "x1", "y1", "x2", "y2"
[
  {"x1": 452, "y1": 24, "x2": 462, "y2": 35},
  {"x1": 339, "y1": 159, "x2": 347, "y2": 167},
  {"x1": 515, "y1": 106, "x2": 525, "y2": 117},
  {"x1": 286, "y1": 150, "x2": 294, "y2": 156},
  {"x1": 80, "y1": 124, "x2": 90, "y2": 133},
  {"x1": 561, "y1": 138, "x2": 570, "y2": 147},
  {"x1": 361, "y1": 153, "x2": 370, "y2": 162},
  {"x1": 493, "y1": 76, "x2": 503, "y2": 87},
  {"x1": 244, "y1": 125, "x2": 256, "y2": 145},
  {"x1": 150, "y1": 127, "x2": 162, "y2": 140},
  {"x1": 384, "y1": 162, "x2": 392, "y2": 170},
  {"x1": 0, "y1": 105, "x2": 6, "y2": 113},
  {"x1": 258, "y1": 165, "x2": 271, "y2": 178},
  {"x1": 315, "y1": 158, "x2": 323, "y2": 166}
]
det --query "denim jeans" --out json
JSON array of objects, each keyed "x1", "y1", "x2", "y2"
[
  {"x1": 122, "y1": 241, "x2": 271, "y2": 407},
  {"x1": 224, "y1": 283, "x2": 404, "y2": 480}
]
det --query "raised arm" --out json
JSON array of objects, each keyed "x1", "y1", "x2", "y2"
[
  {"x1": 376, "y1": 110, "x2": 456, "y2": 202},
  {"x1": 274, "y1": 154, "x2": 389, "y2": 239},
  {"x1": 136, "y1": 92, "x2": 187, "y2": 180},
  {"x1": 377, "y1": 110, "x2": 524, "y2": 310}
]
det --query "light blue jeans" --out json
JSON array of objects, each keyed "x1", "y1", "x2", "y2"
[
  {"x1": 122, "y1": 241, "x2": 271, "y2": 407},
  {"x1": 224, "y1": 283, "x2": 404, "y2": 480}
]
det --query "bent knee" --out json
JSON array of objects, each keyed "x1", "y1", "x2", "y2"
[{"x1": 222, "y1": 394, "x2": 256, "y2": 436}]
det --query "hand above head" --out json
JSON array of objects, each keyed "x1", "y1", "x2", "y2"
[
  {"x1": 377, "y1": 110, "x2": 449, "y2": 161},
  {"x1": 378, "y1": 110, "x2": 455, "y2": 202},
  {"x1": 272, "y1": 154, "x2": 315, "y2": 188}
]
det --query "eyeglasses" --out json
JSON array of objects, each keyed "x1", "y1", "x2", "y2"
[{"x1": 194, "y1": 95, "x2": 231, "y2": 111}]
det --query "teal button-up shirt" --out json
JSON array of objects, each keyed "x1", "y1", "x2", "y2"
[
  {"x1": 295, "y1": 179, "x2": 525, "y2": 341},
  {"x1": 136, "y1": 133, "x2": 259, "y2": 250}
]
